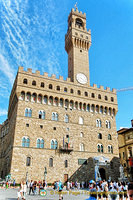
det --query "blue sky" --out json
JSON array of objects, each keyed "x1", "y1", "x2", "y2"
[{"x1": 0, "y1": 0, "x2": 133, "y2": 130}]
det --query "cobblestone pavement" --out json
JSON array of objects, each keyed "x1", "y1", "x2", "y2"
[{"x1": 0, "y1": 188, "x2": 129, "y2": 200}]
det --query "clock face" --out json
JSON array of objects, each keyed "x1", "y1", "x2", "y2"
[{"x1": 76, "y1": 73, "x2": 87, "y2": 84}]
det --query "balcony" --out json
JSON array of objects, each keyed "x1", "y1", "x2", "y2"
[{"x1": 59, "y1": 143, "x2": 73, "y2": 153}]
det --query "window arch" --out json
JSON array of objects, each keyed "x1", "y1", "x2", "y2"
[
  {"x1": 54, "y1": 97, "x2": 58, "y2": 106},
  {"x1": 20, "y1": 91, "x2": 25, "y2": 100},
  {"x1": 49, "y1": 96, "x2": 53, "y2": 105},
  {"x1": 79, "y1": 117, "x2": 84, "y2": 125},
  {"x1": 56, "y1": 86, "x2": 60, "y2": 91},
  {"x1": 98, "y1": 94, "x2": 101, "y2": 99},
  {"x1": 111, "y1": 97, "x2": 114, "y2": 102},
  {"x1": 109, "y1": 108, "x2": 111, "y2": 115},
  {"x1": 97, "y1": 144, "x2": 103, "y2": 153},
  {"x1": 26, "y1": 157, "x2": 31, "y2": 166},
  {"x1": 49, "y1": 84, "x2": 53, "y2": 89},
  {"x1": 64, "y1": 87, "x2": 67, "y2": 92},
  {"x1": 108, "y1": 134, "x2": 112, "y2": 140},
  {"x1": 96, "y1": 119, "x2": 102, "y2": 128},
  {"x1": 37, "y1": 138, "x2": 44, "y2": 148},
  {"x1": 38, "y1": 94, "x2": 42, "y2": 103},
  {"x1": 52, "y1": 112, "x2": 58, "y2": 121},
  {"x1": 22, "y1": 137, "x2": 30, "y2": 147},
  {"x1": 25, "y1": 108, "x2": 32, "y2": 117},
  {"x1": 70, "y1": 100, "x2": 74, "y2": 109},
  {"x1": 98, "y1": 133, "x2": 102, "y2": 139},
  {"x1": 23, "y1": 79, "x2": 28, "y2": 84},
  {"x1": 31, "y1": 93, "x2": 37, "y2": 102},
  {"x1": 64, "y1": 114, "x2": 69, "y2": 123},
  {"x1": 49, "y1": 158, "x2": 53, "y2": 167},
  {"x1": 91, "y1": 104, "x2": 95, "y2": 112},
  {"x1": 65, "y1": 99, "x2": 69, "y2": 108},
  {"x1": 80, "y1": 143, "x2": 85, "y2": 151},
  {"x1": 105, "y1": 96, "x2": 108, "y2": 101},
  {"x1": 77, "y1": 90, "x2": 81, "y2": 95},
  {"x1": 32, "y1": 80, "x2": 36, "y2": 86},
  {"x1": 70, "y1": 89, "x2": 73, "y2": 93},
  {"x1": 41, "y1": 82, "x2": 44, "y2": 88},
  {"x1": 60, "y1": 98, "x2": 63, "y2": 107},
  {"x1": 76, "y1": 18, "x2": 83, "y2": 27},
  {"x1": 44, "y1": 95, "x2": 48, "y2": 104},
  {"x1": 80, "y1": 132, "x2": 84, "y2": 137},
  {"x1": 106, "y1": 120, "x2": 111, "y2": 129},
  {"x1": 91, "y1": 93, "x2": 95, "y2": 98},
  {"x1": 51, "y1": 140, "x2": 58, "y2": 149},
  {"x1": 85, "y1": 92, "x2": 88, "y2": 97},
  {"x1": 100, "y1": 106, "x2": 103, "y2": 114},
  {"x1": 104, "y1": 107, "x2": 107, "y2": 114},
  {"x1": 87, "y1": 104, "x2": 90, "y2": 112},
  {"x1": 38, "y1": 111, "x2": 45, "y2": 119},
  {"x1": 65, "y1": 160, "x2": 68, "y2": 168},
  {"x1": 26, "y1": 92, "x2": 31, "y2": 101},
  {"x1": 96, "y1": 105, "x2": 99, "y2": 113},
  {"x1": 108, "y1": 145, "x2": 113, "y2": 153}
]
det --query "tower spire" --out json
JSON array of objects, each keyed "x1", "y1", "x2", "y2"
[{"x1": 74, "y1": 2, "x2": 78, "y2": 10}]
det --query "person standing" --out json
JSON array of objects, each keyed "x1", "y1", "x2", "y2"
[
  {"x1": 23, "y1": 181, "x2": 27, "y2": 200},
  {"x1": 128, "y1": 183, "x2": 133, "y2": 200},
  {"x1": 29, "y1": 180, "x2": 34, "y2": 195},
  {"x1": 58, "y1": 180, "x2": 63, "y2": 200}
]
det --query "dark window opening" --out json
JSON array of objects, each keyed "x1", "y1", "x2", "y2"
[
  {"x1": 26, "y1": 124, "x2": 29, "y2": 127},
  {"x1": 23, "y1": 79, "x2": 28, "y2": 84},
  {"x1": 26, "y1": 157, "x2": 31, "y2": 166},
  {"x1": 41, "y1": 82, "x2": 44, "y2": 88}
]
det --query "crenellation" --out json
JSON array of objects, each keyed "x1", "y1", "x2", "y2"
[
  {"x1": 44, "y1": 72, "x2": 48, "y2": 77},
  {"x1": 27, "y1": 68, "x2": 32, "y2": 74},
  {"x1": 18, "y1": 66, "x2": 24, "y2": 72},
  {"x1": 35, "y1": 70, "x2": 40, "y2": 76},
  {"x1": 59, "y1": 75, "x2": 63, "y2": 80},
  {"x1": 66, "y1": 77, "x2": 71, "y2": 82},
  {"x1": 100, "y1": 85, "x2": 104, "y2": 90},
  {"x1": 106, "y1": 87, "x2": 110, "y2": 92},
  {"x1": 51, "y1": 74, "x2": 56, "y2": 79},
  {"x1": 112, "y1": 88, "x2": 117, "y2": 93},
  {"x1": 93, "y1": 84, "x2": 97, "y2": 88}
]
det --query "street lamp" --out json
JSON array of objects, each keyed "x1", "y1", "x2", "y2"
[{"x1": 44, "y1": 167, "x2": 47, "y2": 180}]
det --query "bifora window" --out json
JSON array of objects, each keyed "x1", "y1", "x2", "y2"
[
  {"x1": 51, "y1": 140, "x2": 58, "y2": 149},
  {"x1": 38, "y1": 111, "x2": 45, "y2": 119},
  {"x1": 37, "y1": 139, "x2": 44, "y2": 148},
  {"x1": 97, "y1": 144, "x2": 103, "y2": 153},
  {"x1": 22, "y1": 137, "x2": 30, "y2": 147},
  {"x1": 64, "y1": 114, "x2": 69, "y2": 123},
  {"x1": 25, "y1": 108, "x2": 32, "y2": 117},
  {"x1": 52, "y1": 112, "x2": 58, "y2": 121}
]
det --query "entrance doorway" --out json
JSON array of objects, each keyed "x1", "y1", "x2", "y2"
[
  {"x1": 64, "y1": 174, "x2": 68, "y2": 183},
  {"x1": 99, "y1": 168, "x2": 106, "y2": 180}
]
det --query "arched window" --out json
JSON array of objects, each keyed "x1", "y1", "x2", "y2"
[
  {"x1": 96, "y1": 119, "x2": 102, "y2": 128},
  {"x1": 31, "y1": 93, "x2": 37, "y2": 102},
  {"x1": 22, "y1": 137, "x2": 30, "y2": 147},
  {"x1": 108, "y1": 134, "x2": 112, "y2": 140},
  {"x1": 100, "y1": 106, "x2": 103, "y2": 114},
  {"x1": 49, "y1": 96, "x2": 53, "y2": 105},
  {"x1": 97, "y1": 144, "x2": 103, "y2": 153},
  {"x1": 87, "y1": 104, "x2": 90, "y2": 112},
  {"x1": 37, "y1": 139, "x2": 44, "y2": 148},
  {"x1": 109, "y1": 108, "x2": 111, "y2": 115},
  {"x1": 70, "y1": 100, "x2": 74, "y2": 109},
  {"x1": 75, "y1": 102, "x2": 78, "y2": 109},
  {"x1": 49, "y1": 158, "x2": 53, "y2": 167},
  {"x1": 96, "y1": 105, "x2": 99, "y2": 113},
  {"x1": 56, "y1": 86, "x2": 60, "y2": 91},
  {"x1": 77, "y1": 90, "x2": 81, "y2": 95},
  {"x1": 111, "y1": 97, "x2": 114, "y2": 102},
  {"x1": 98, "y1": 94, "x2": 101, "y2": 99},
  {"x1": 80, "y1": 143, "x2": 85, "y2": 151},
  {"x1": 38, "y1": 94, "x2": 42, "y2": 103},
  {"x1": 44, "y1": 96, "x2": 48, "y2": 104},
  {"x1": 83, "y1": 103, "x2": 86, "y2": 111},
  {"x1": 41, "y1": 82, "x2": 44, "y2": 88},
  {"x1": 76, "y1": 18, "x2": 83, "y2": 27},
  {"x1": 65, "y1": 99, "x2": 69, "y2": 108},
  {"x1": 98, "y1": 133, "x2": 102, "y2": 139},
  {"x1": 80, "y1": 132, "x2": 84, "y2": 137},
  {"x1": 23, "y1": 79, "x2": 28, "y2": 84},
  {"x1": 64, "y1": 87, "x2": 67, "y2": 92},
  {"x1": 105, "y1": 96, "x2": 108, "y2": 101},
  {"x1": 70, "y1": 89, "x2": 73, "y2": 93},
  {"x1": 85, "y1": 92, "x2": 88, "y2": 97},
  {"x1": 64, "y1": 114, "x2": 69, "y2": 123},
  {"x1": 79, "y1": 102, "x2": 82, "y2": 110},
  {"x1": 32, "y1": 80, "x2": 36, "y2": 86},
  {"x1": 60, "y1": 99, "x2": 63, "y2": 107},
  {"x1": 106, "y1": 120, "x2": 111, "y2": 129},
  {"x1": 54, "y1": 97, "x2": 58, "y2": 106},
  {"x1": 65, "y1": 160, "x2": 68, "y2": 168},
  {"x1": 91, "y1": 104, "x2": 94, "y2": 112},
  {"x1": 20, "y1": 91, "x2": 25, "y2": 100},
  {"x1": 79, "y1": 117, "x2": 84, "y2": 125},
  {"x1": 108, "y1": 145, "x2": 113, "y2": 153},
  {"x1": 104, "y1": 107, "x2": 107, "y2": 114},
  {"x1": 26, "y1": 92, "x2": 31, "y2": 101},
  {"x1": 91, "y1": 93, "x2": 95, "y2": 98},
  {"x1": 25, "y1": 108, "x2": 32, "y2": 117},
  {"x1": 113, "y1": 109, "x2": 115, "y2": 116},
  {"x1": 51, "y1": 140, "x2": 58, "y2": 149},
  {"x1": 49, "y1": 84, "x2": 53, "y2": 89},
  {"x1": 26, "y1": 157, "x2": 31, "y2": 166}
]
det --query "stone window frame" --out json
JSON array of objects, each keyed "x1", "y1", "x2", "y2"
[
  {"x1": 38, "y1": 110, "x2": 45, "y2": 119},
  {"x1": 79, "y1": 116, "x2": 84, "y2": 125},
  {"x1": 64, "y1": 114, "x2": 69, "y2": 123},
  {"x1": 96, "y1": 119, "x2": 102, "y2": 128},
  {"x1": 108, "y1": 134, "x2": 112, "y2": 140},
  {"x1": 23, "y1": 78, "x2": 28, "y2": 84},
  {"x1": 98, "y1": 133, "x2": 102, "y2": 139},
  {"x1": 22, "y1": 136, "x2": 30, "y2": 148},
  {"x1": 36, "y1": 138, "x2": 44, "y2": 148},
  {"x1": 51, "y1": 139, "x2": 58, "y2": 149},
  {"x1": 26, "y1": 156, "x2": 31, "y2": 166},
  {"x1": 40, "y1": 82, "x2": 45, "y2": 88},
  {"x1": 108, "y1": 145, "x2": 113, "y2": 153},
  {"x1": 25, "y1": 108, "x2": 32, "y2": 117},
  {"x1": 97, "y1": 143, "x2": 103, "y2": 153},
  {"x1": 79, "y1": 143, "x2": 85, "y2": 151},
  {"x1": 106, "y1": 120, "x2": 111, "y2": 129},
  {"x1": 52, "y1": 112, "x2": 58, "y2": 121},
  {"x1": 32, "y1": 80, "x2": 36, "y2": 86},
  {"x1": 49, "y1": 158, "x2": 53, "y2": 167},
  {"x1": 65, "y1": 160, "x2": 68, "y2": 168}
]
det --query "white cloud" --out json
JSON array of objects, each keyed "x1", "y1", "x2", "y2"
[
  {"x1": 0, "y1": 109, "x2": 7, "y2": 117},
  {"x1": 0, "y1": 54, "x2": 15, "y2": 84}
]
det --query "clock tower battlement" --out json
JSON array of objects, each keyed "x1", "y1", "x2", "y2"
[{"x1": 65, "y1": 7, "x2": 91, "y2": 85}]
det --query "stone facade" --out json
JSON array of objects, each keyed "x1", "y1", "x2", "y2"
[
  {"x1": 0, "y1": 7, "x2": 120, "y2": 183},
  {"x1": 118, "y1": 120, "x2": 133, "y2": 180}
]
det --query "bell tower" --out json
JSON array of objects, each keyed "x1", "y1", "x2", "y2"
[{"x1": 65, "y1": 7, "x2": 91, "y2": 85}]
